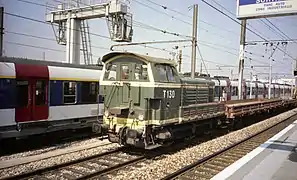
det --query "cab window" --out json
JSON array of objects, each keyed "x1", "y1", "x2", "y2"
[
  {"x1": 155, "y1": 64, "x2": 178, "y2": 82},
  {"x1": 156, "y1": 65, "x2": 167, "y2": 82},
  {"x1": 104, "y1": 63, "x2": 117, "y2": 81},
  {"x1": 121, "y1": 64, "x2": 130, "y2": 80},
  {"x1": 166, "y1": 66, "x2": 175, "y2": 82},
  {"x1": 134, "y1": 64, "x2": 148, "y2": 81}
]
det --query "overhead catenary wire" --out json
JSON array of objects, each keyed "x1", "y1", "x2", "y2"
[
  {"x1": 4, "y1": 11, "x2": 176, "y2": 57},
  {"x1": 208, "y1": 0, "x2": 269, "y2": 39},
  {"x1": 145, "y1": 0, "x2": 192, "y2": 19},
  {"x1": 4, "y1": 11, "x2": 111, "y2": 39},
  {"x1": 16, "y1": 0, "x2": 241, "y2": 50},
  {"x1": 5, "y1": 30, "x2": 110, "y2": 50},
  {"x1": 5, "y1": 40, "x2": 102, "y2": 59},
  {"x1": 131, "y1": 0, "x2": 192, "y2": 26},
  {"x1": 5, "y1": 41, "x2": 65, "y2": 52},
  {"x1": 207, "y1": 0, "x2": 295, "y2": 62},
  {"x1": 201, "y1": 0, "x2": 296, "y2": 61},
  {"x1": 16, "y1": 0, "x2": 193, "y2": 40},
  {"x1": 138, "y1": 0, "x2": 241, "y2": 36},
  {"x1": 27, "y1": 0, "x2": 241, "y2": 56},
  {"x1": 5, "y1": 9, "x2": 285, "y2": 71},
  {"x1": 265, "y1": 18, "x2": 297, "y2": 46},
  {"x1": 197, "y1": 45, "x2": 209, "y2": 75},
  {"x1": 259, "y1": 19, "x2": 287, "y2": 40},
  {"x1": 12, "y1": 0, "x2": 293, "y2": 77}
]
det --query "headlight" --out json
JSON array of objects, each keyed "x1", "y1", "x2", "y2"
[
  {"x1": 138, "y1": 114, "x2": 144, "y2": 120},
  {"x1": 104, "y1": 110, "x2": 109, "y2": 117}
]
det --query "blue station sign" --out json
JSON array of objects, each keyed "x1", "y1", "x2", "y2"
[{"x1": 237, "y1": 0, "x2": 297, "y2": 19}]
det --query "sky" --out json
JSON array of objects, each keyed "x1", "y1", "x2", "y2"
[{"x1": 2, "y1": 0, "x2": 297, "y2": 83}]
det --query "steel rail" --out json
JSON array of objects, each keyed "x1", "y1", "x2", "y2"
[
  {"x1": 161, "y1": 112, "x2": 297, "y2": 180},
  {"x1": 1, "y1": 147, "x2": 124, "y2": 180}
]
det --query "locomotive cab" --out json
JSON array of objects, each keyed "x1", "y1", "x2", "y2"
[{"x1": 100, "y1": 52, "x2": 181, "y2": 148}]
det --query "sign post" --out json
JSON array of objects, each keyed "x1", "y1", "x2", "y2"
[
  {"x1": 238, "y1": 19, "x2": 247, "y2": 100},
  {"x1": 236, "y1": 0, "x2": 297, "y2": 99}
]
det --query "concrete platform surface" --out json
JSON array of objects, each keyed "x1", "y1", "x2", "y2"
[{"x1": 212, "y1": 120, "x2": 297, "y2": 180}]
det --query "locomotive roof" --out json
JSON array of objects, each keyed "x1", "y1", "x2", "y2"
[
  {"x1": 0, "y1": 56, "x2": 103, "y2": 70},
  {"x1": 102, "y1": 52, "x2": 177, "y2": 66}
]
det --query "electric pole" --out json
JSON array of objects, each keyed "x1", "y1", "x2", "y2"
[
  {"x1": 191, "y1": 4, "x2": 198, "y2": 79},
  {"x1": 268, "y1": 57, "x2": 272, "y2": 99},
  {"x1": 178, "y1": 49, "x2": 182, "y2": 72},
  {"x1": 238, "y1": 19, "x2": 247, "y2": 100},
  {"x1": 250, "y1": 69, "x2": 253, "y2": 99},
  {"x1": 0, "y1": 7, "x2": 3, "y2": 57}
]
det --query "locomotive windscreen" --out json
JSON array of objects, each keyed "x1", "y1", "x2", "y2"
[{"x1": 103, "y1": 58, "x2": 149, "y2": 82}]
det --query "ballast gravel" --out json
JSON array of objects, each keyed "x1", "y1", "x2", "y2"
[
  {"x1": 0, "y1": 143, "x2": 120, "y2": 178},
  {"x1": 109, "y1": 108, "x2": 297, "y2": 180},
  {"x1": 0, "y1": 136, "x2": 107, "y2": 161},
  {"x1": 1, "y1": 108, "x2": 297, "y2": 180}
]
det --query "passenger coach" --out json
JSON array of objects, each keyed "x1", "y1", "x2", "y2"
[{"x1": 0, "y1": 57, "x2": 103, "y2": 140}]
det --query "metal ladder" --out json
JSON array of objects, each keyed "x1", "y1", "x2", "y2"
[
  {"x1": 80, "y1": 20, "x2": 93, "y2": 65},
  {"x1": 75, "y1": 0, "x2": 92, "y2": 65}
]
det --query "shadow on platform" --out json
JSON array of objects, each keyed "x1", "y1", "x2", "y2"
[
  {"x1": 288, "y1": 149, "x2": 297, "y2": 163},
  {"x1": 260, "y1": 142, "x2": 295, "y2": 152},
  {"x1": 259, "y1": 142, "x2": 297, "y2": 163}
]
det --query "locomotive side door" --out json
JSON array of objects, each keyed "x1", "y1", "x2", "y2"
[
  {"x1": 120, "y1": 64, "x2": 131, "y2": 105},
  {"x1": 15, "y1": 64, "x2": 49, "y2": 122}
]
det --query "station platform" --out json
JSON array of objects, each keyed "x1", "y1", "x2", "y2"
[{"x1": 212, "y1": 119, "x2": 297, "y2": 180}]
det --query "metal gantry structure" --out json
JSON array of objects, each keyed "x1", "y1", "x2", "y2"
[{"x1": 46, "y1": 0, "x2": 133, "y2": 65}]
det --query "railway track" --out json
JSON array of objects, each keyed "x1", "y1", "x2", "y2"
[
  {"x1": 1, "y1": 147, "x2": 147, "y2": 180},
  {"x1": 2, "y1": 109, "x2": 296, "y2": 180},
  {"x1": 162, "y1": 115, "x2": 296, "y2": 180},
  {"x1": 1, "y1": 135, "x2": 207, "y2": 180},
  {"x1": 0, "y1": 129, "x2": 107, "y2": 156}
]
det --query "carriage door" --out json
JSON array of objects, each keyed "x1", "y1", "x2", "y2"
[{"x1": 15, "y1": 64, "x2": 49, "y2": 122}]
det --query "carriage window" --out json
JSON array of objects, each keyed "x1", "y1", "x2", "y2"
[
  {"x1": 215, "y1": 86, "x2": 221, "y2": 97},
  {"x1": 35, "y1": 80, "x2": 46, "y2": 105},
  {"x1": 252, "y1": 87, "x2": 256, "y2": 95},
  {"x1": 121, "y1": 65, "x2": 130, "y2": 80},
  {"x1": 134, "y1": 64, "x2": 148, "y2": 81},
  {"x1": 81, "y1": 82, "x2": 98, "y2": 103},
  {"x1": 232, "y1": 87, "x2": 238, "y2": 96},
  {"x1": 104, "y1": 63, "x2": 117, "y2": 81},
  {"x1": 63, "y1": 81, "x2": 76, "y2": 104},
  {"x1": 16, "y1": 80, "x2": 28, "y2": 107},
  {"x1": 231, "y1": 87, "x2": 236, "y2": 96}
]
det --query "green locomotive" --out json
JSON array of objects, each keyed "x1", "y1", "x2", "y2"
[{"x1": 99, "y1": 52, "x2": 226, "y2": 149}]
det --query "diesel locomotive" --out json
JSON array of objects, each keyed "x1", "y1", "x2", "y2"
[{"x1": 98, "y1": 52, "x2": 227, "y2": 149}]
